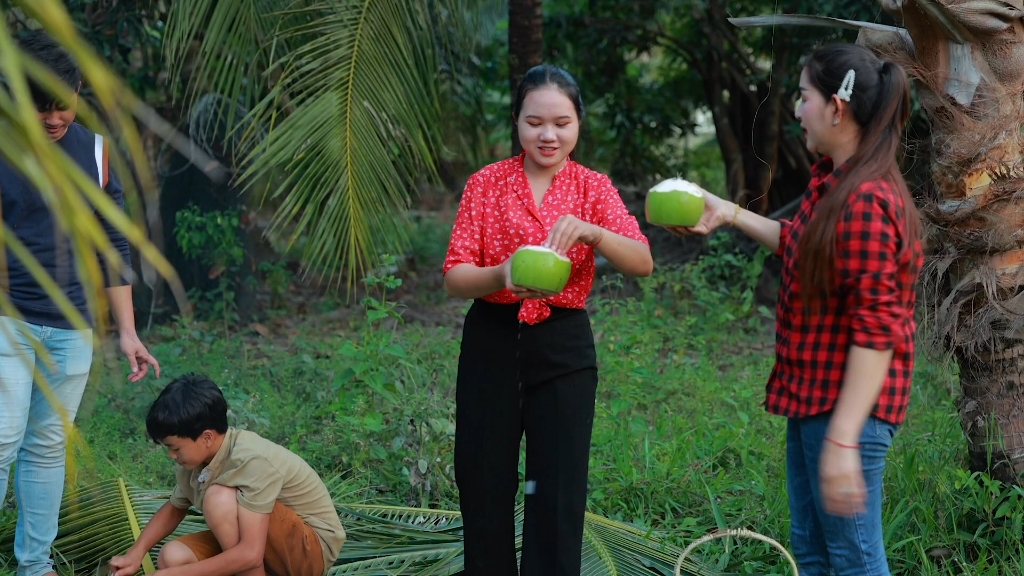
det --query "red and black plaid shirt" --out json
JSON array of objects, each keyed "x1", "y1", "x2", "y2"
[{"x1": 765, "y1": 157, "x2": 923, "y2": 425}]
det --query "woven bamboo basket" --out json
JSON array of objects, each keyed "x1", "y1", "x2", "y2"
[{"x1": 674, "y1": 528, "x2": 799, "y2": 575}]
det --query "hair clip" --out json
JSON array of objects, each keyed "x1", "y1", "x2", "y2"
[{"x1": 836, "y1": 69, "x2": 856, "y2": 102}]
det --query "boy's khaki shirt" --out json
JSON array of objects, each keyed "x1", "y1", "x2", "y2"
[{"x1": 169, "y1": 427, "x2": 345, "y2": 573}]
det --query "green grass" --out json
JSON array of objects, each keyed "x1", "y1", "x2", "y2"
[{"x1": 4, "y1": 234, "x2": 1024, "y2": 574}]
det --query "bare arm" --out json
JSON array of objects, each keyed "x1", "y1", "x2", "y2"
[
  {"x1": 106, "y1": 284, "x2": 138, "y2": 336},
  {"x1": 729, "y1": 206, "x2": 783, "y2": 254},
  {"x1": 443, "y1": 263, "x2": 506, "y2": 300},
  {"x1": 592, "y1": 232, "x2": 653, "y2": 277},
  {"x1": 100, "y1": 162, "x2": 159, "y2": 381},
  {"x1": 666, "y1": 193, "x2": 782, "y2": 253},
  {"x1": 555, "y1": 177, "x2": 654, "y2": 277},
  {"x1": 109, "y1": 502, "x2": 188, "y2": 576},
  {"x1": 826, "y1": 346, "x2": 894, "y2": 445},
  {"x1": 819, "y1": 346, "x2": 893, "y2": 517},
  {"x1": 544, "y1": 216, "x2": 653, "y2": 278},
  {"x1": 444, "y1": 260, "x2": 551, "y2": 301},
  {"x1": 106, "y1": 284, "x2": 161, "y2": 381}
]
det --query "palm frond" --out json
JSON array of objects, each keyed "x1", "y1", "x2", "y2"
[
  {"x1": 0, "y1": 480, "x2": 206, "y2": 574},
  {"x1": 331, "y1": 501, "x2": 715, "y2": 575},
  {"x1": 238, "y1": 0, "x2": 442, "y2": 290},
  {"x1": 0, "y1": 478, "x2": 723, "y2": 575},
  {"x1": 163, "y1": 0, "x2": 459, "y2": 292},
  {"x1": 337, "y1": 504, "x2": 465, "y2": 533},
  {"x1": 728, "y1": 14, "x2": 912, "y2": 44},
  {"x1": 163, "y1": 0, "x2": 294, "y2": 132}
]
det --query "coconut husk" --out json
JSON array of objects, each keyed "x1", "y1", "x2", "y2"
[{"x1": 862, "y1": 1, "x2": 1024, "y2": 362}]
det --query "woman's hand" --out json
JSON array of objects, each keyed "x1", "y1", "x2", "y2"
[
  {"x1": 819, "y1": 440, "x2": 867, "y2": 517},
  {"x1": 501, "y1": 257, "x2": 555, "y2": 300},
  {"x1": 544, "y1": 215, "x2": 604, "y2": 255},
  {"x1": 663, "y1": 187, "x2": 736, "y2": 237}
]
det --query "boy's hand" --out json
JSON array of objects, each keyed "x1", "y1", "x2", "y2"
[{"x1": 108, "y1": 551, "x2": 142, "y2": 576}]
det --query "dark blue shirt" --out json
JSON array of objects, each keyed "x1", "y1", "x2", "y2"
[{"x1": 1, "y1": 122, "x2": 133, "y2": 329}]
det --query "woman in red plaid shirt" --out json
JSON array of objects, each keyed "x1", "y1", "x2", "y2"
[{"x1": 667, "y1": 44, "x2": 924, "y2": 575}]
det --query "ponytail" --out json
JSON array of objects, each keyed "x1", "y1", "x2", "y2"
[{"x1": 796, "y1": 45, "x2": 922, "y2": 308}]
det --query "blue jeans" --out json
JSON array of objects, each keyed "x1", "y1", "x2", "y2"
[
  {"x1": 786, "y1": 413, "x2": 897, "y2": 576},
  {"x1": 0, "y1": 317, "x2": 93, "y2": 576}
]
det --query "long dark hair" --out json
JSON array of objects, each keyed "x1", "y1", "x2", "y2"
[
  {"x1": 511, "y1": 64, "x2": 585, "y2": 158},
  {"x1": 797, "y1": 43, "x2": 922, "y2": 304}
]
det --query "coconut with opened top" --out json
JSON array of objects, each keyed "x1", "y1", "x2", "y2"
[
  {"x1": 510, "y1": 246, "x2": 572, "y2": 294},
  {"x1": 645, "y1": 177, "x2": 706, "y2": 227}
]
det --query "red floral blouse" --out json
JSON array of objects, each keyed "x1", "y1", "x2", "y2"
[{"x1": 443, "y1": 155, "x2": 650, "y2": 324}]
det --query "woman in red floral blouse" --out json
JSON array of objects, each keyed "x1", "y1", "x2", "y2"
[
  {"x1": 443, "y1": 64, "x2": 653, "y2": 576},
  {"x1": 666, "y1": 44, "x2": 923, "y2": 576}
]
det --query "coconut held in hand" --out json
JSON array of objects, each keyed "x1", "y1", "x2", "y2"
[
  {"x1": 645, "y1": 178, "x2": 706, "y2": 227},
  {"x1": 510, "y1": 246, "x2": 572, "y2": 294}
]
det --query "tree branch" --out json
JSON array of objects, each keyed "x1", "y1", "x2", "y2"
[
  {"x1": 702, "y1": 55, "x2": 745, "y2": 201},
  {"x1": 707, "y1": 0, "x2": 761, "y2": 78}
]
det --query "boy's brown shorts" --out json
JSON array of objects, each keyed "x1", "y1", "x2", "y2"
[{"x1": 174, "y1": 501, "x2": 326, "y2": 576}]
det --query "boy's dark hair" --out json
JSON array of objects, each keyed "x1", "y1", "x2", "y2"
[
  {"x1": 146, "y1": 373, "x2": 229, "y2": 442},
  {"x1": 16, "y1": 29, "x2": 82, "y2": 111}
]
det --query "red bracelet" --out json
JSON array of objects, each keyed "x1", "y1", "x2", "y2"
[
  {"x1": 588, "y1": 232, "x2": 604, "y2": 248},
  {"x1": 825, "y1": 436, "x2": 860, "y2": 450}
]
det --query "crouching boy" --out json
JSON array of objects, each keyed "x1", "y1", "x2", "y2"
[{"x1": 108, "y1": 373, "x2": 346, "y2": 576}]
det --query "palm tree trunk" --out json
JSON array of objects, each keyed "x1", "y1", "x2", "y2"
[
  {"x1": 509, "y1": 0, "x2": 543, "y2": 156},
  {"x1": 861, "y1": 1, "x2": 1024, "y2": 484}
]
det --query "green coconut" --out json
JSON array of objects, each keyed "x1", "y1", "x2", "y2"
[
  {"x1": 645, "y1": 177, "x2": 706, "y2": 227},
  {"x1": 510, "y1": 246, "x2": 572, "y2": 294}
]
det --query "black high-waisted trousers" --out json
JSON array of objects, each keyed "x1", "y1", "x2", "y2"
[{"x1": 455, "y1": 299, "x2": 598, "y2": 576}]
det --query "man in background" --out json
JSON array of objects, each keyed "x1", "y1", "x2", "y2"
[{"x1": 0, "y1": 30, "x2": 160, "y2": 576}]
